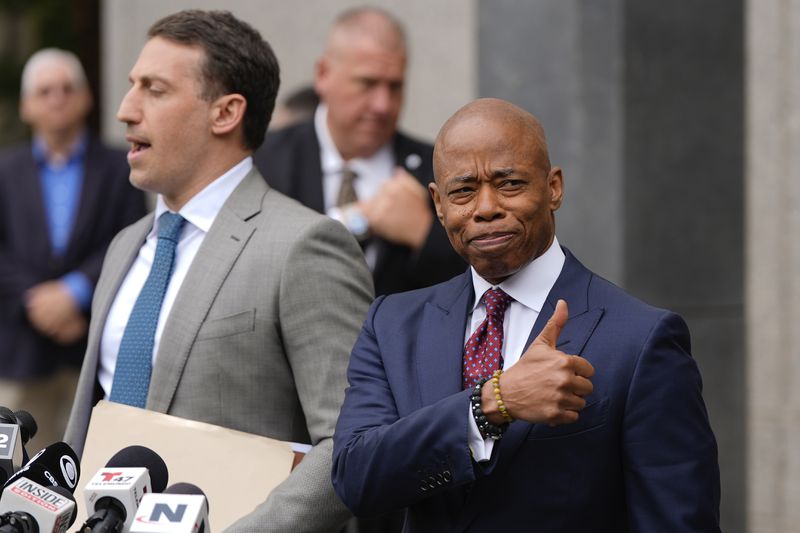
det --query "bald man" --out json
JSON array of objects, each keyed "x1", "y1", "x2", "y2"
[
  {"x1": 254, "y1": 7, "x2": 464, "y2": 296},
  {"x1": 0, "y1": 48, "x2": 146, "y2": 451},
  {"x1": 332, "y1": 99, "x2": 721, "y2": 532}
]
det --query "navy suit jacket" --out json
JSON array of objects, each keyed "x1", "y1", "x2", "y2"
[
  {"x1": 0, "y1": 138, "x2": 146, "y2": 378},
  {"x1": 253, "y1": 120, "x2": 465, "y2": 295},
  {"x1": 333, "y1": 248, "x2": 721, "y2": 532}
]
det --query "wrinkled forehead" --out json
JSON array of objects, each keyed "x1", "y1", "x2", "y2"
[{"x1": 434, "y1": 116, "x2": 538, "y2": 175}]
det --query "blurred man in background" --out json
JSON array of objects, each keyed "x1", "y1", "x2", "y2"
[
  {"x1": 255, "y1": 7, "x2": 465, "y2": 296},
  {"x1": 0, "y1": 48, "x2": 146, "y2": 452}
]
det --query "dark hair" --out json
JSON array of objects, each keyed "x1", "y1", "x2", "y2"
[{"x1": 148, "y1": 10, "x2": 280, "y2": 150}]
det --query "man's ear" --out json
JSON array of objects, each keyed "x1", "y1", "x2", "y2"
[
  {"x1": 429, "y1": 181, "x2": 446, "y2": 227},
  {"x1": 19, "y1": 97, "x2": 31, "y2": 125},
  {"x1": 314, "y1": 56, "x2": 330, "y2": 98},
  {"x1": 548, "y1": 166, "x2": 564, "y2": 211},
  {"x1": 210, "y1": 94, "x2": 247, "y2": 136}
]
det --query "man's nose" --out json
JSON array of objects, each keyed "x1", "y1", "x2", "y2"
[
  {"x1": 473, "y1": 185, "x2": 503, "y2": 221},
  {"x1": 369, "y1": 85, "x2": 393, "y2": 115},
  {"x1": 116, "y1": 87, "x2": 140, "y2": 124}
]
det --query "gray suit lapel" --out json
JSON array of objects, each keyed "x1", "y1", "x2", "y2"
[
  {"x1": 90, "y1": 214, "x2": 154, "y2": 362},
  {"x1": 147, "y1": 170, "x2": 266, "y2": 412}
]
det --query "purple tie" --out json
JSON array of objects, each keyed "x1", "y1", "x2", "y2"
[{"x1": 463, "y1": 288, "x2": 513, "y2": 390}]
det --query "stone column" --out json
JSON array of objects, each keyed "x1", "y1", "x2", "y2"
[{"x1": 747, "y1": 1, "x2": 800, "y2": 531}]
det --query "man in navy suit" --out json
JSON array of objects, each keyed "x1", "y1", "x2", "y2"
[
  {"x1": 0, "y1": 49, "x2": 146, "y2": 451},
  {"x1": 254, "y1": 7, "x2": 464, "y2": 296},
  {"x1": 332, "y1": 98, "x2": 721, "y2": 532}
]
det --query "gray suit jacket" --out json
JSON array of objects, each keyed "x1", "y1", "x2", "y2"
[{"x1": 64, "y1": 169, "x2": 374, "y2": 532}]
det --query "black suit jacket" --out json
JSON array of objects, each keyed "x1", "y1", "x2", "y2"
[
  {"x1": 253, "y1": 120, "x2": 465, "y2": 295},
  {"x1": 0, "y1": 138, "x2": 147, "y2": 379}
]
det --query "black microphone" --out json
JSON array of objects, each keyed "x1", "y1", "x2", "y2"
[
  {"x1": 10, "y1": 414, "x2": 36, "y2": 449},
  {"x1": 0, "y1": 409, "x2": 37, "y2": 485},
  {"x1": 81, "y1": 446, "x2": 169, "y2": 533},
  {"x1": 3, "y1": 443, "x2": 80, "y2": 495},
  {"x1": 0, "y1": 479, "x2": 77, "y2": 533},
  {"x1": 130, "y1": 482, "x2": 209, "y2": 533}
]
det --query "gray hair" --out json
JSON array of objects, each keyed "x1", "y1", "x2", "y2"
[{"x1": 21, "y1": 48, "x2": 87, "y2": 95}]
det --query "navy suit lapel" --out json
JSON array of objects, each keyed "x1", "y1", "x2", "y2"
[
  {"x1": 497, "y1": 248, "x2": 604, "y2": 459},
  {"x1": 417, "y1": 271, "x2": 473, "y2": 407},
  {"x1": 19, "y1": 149, "x2": 53, "y2": 260}
]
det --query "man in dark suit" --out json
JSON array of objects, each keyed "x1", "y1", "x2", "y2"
[
  {"x1": 0, "y1": 48, "x2": 146, "y2": 451},
  {"x1": 332, "y1": 98, "x2": 721, "y2": 532},
  {"x1": 254, "y1": 7, "x2": 464, "y2": 295}
]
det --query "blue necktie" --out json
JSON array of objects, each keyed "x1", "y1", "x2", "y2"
[{"x1": 110, "y1": 212, "x2": 185, "y2": 407}]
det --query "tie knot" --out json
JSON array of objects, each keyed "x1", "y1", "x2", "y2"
[
  {"x1": 342, "y1": 168, "x2": 358, "y2": 183},
  {"x1": 157, "y1": 212, "x2": 185, "y2": 242},
  {"x1": 484, "y1": 288, "x2": 512, "y2": 317}
]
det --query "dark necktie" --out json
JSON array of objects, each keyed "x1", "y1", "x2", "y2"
[
  {"x1": 110, "y1": 211, "x2": 185, "y2": 407},
  {"x1": 463, "y1": 288, "x2": 513, "y2": 390},
  {"x1": 336, "y1": 167, "x2": 358, "y2": 207}
]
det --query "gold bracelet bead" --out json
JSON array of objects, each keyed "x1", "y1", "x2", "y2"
[{"x1": 492, "y1": 369, "x2": 514, "y2": 423}]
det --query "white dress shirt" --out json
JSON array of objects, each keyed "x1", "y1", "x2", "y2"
[
  {"x1": 467, "y1": 237, "x2": 566, "y2": 461},
  {"x1": 98, "y1": 157, "x2": 252, "y2": 397},
  {"x1": 315, "y1": 103, "x2": 394, "y2": 269}
]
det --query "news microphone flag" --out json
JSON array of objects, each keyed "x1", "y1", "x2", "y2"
[
  {"x1": 0, "y1": 477, "x2": 76, "y2": 533},
  {"x1": 130, "y1": 490, "x2": 208, "y2": 533},
  {"x1": 82, "y1": 467, "x2": 152, "y2": 533}
]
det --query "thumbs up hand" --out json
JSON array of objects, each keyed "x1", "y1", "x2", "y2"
[{"x1": 481, "y1": 300, "x2": 595, "y2": 427}]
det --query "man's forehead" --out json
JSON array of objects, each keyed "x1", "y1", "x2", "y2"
[
  {"x1": 132, "y1": 37, "x2": 204, "y2": 75},
  {"x1": 28, "y1": 61, "x2": 76, "y2": 88}
]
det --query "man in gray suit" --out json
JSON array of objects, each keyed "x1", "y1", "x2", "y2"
[{"x1": 64, "y1": 10, "x2": 373, "y2": 532}]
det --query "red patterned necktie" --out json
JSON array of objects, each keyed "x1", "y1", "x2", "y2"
[{"x1": 463, "y1": 288, "x2": 513, "y2": 390}]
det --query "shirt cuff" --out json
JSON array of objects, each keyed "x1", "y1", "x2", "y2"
[
  {"x1": 61, "y1": 271, "x2": 93, "y2": 311},
  {"x1": 467, "y1": 402, "x2": 495, "y2": 462}
]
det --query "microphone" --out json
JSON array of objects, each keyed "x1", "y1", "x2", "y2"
[
  {"x1": 0, "y1": 409, "x2": 37, "y2": 485},
  {"x1": 3, "y1": 442, "x2": 80, "y2": 494},
  {"x1": 81, "y1": 446, "x2": 168, "y2": 533},
  {"x1": 130, "y1": 483, "x2": 209, "y2": 533},
  {"x1": 0, "y1": 477, "x2": 76, "y2": 533}
]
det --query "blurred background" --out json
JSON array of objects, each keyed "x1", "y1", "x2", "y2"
[{"x1": 1, "y1": 1, "x2": 797, "y2": 532}]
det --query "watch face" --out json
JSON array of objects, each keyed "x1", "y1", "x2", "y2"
[
  {"x1": 345, "y1": 207, "x2": 370, "y2": 239},
  {"x1": 350, "y1": 211, "x2": 369, "y2": 237}
]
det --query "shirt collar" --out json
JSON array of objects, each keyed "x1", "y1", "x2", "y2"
[
  {"x1": 32, "y1": 131, "x2": 89, "y2": 168},
  {"x1": 314, "y1": 103, "x2": 393, "y2": 175},
  {"x1": 470, "y1": 236, "x2": 566, "y2": 313},
  {"x1": 153, "y1": 156, "x2": 252, "y2": 236}
]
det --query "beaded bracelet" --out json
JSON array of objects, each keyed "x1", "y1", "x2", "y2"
[
  {"x1": 470, "y1": 377, "x2": 507, "y2": 440},
  {"x1": 492, "y1": 369, "x2": 514, "y2": 423}
]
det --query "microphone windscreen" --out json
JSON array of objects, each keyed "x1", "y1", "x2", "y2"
[
  {"x1": 164, "y1": 482, "x2": 209, "y2": 510},
  {"x1": 0, "y1": 407, "x2": 14, "y2": 423},
  {"x1": 48, "y1": 485, "x2": 78, "y2": 527},
  {"x1": 6, "y1": 441, "x2": 80, "y2": 493},
  {"x1": 105, "y1": 445, "x2": 169, "y2": 492},
  {"x1": 13, "y1": 410, "x2": 37, "y2": 443}
]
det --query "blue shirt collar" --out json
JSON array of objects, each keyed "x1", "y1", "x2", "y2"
[{"x1": 32, "y1": 131, "x2": 89, "y2": 168}]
